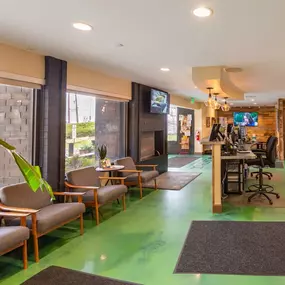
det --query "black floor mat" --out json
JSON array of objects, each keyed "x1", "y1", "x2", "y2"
[
  {"x1": 175, "y1": 221, "x2": 285, "y2": 276},
  {"x1": 22, "y1": 266, "x2": 142, "y2": 285}
]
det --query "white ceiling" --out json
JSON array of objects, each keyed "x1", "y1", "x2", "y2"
[{"x1": 1, "y1": 0, "x2": 285, "y2": 105}]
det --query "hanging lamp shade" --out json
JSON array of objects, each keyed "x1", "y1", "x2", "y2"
[
  {"x1": 204, "y1": 87, "x2": 215, "y2": 108},
  {"x1": 221, "y1": 97, "x2": 231, "y2": 111},
  {"x1": 213, "y1": 93, "x2": 221, "y2": 110}
]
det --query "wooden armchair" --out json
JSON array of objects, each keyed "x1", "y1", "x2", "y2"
[
  {"x1": 115, "y1": 157, "x2": 159, "y2": 199},
  {"x1": 0, "y1": 183, "x2": 86, "y2": 262},
  {"x1": 65, "y1": 166, "x2": 128, "y2": 225},
  {"x1": 0, "y1": 207, "x2": 33, "y2": 269}
]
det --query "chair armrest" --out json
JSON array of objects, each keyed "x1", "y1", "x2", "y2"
[
  {"x1": 118, "y1": 170, "x2": 143, "y2": 173},
  {"x1": 54, "y1": 191, "x2": 85, "y2": 203},
  {"x1": 53, "y1": 192, "x2": 85, "y2": 196},
  {"x1": 136, "y1": 164, "x2": 157, "y2": 170},
  {"x1": 99, "y1": 177, "x2": 126, "y2": 180},
  {"x1": 251, "y1": 142, "x2": 266, "y2": 150},
  {"x1": 0, "y1": 203, "x2": 39, "y2": 214},
  {"x1": 65, "y1": 181, "x2": 99, "y2": 190},
  {"x1": 0, "y1": 211, "x2": 32, "y2": 218},
  {"x1": 0, "y1": 211, "x2": 32, "y2": 227}
]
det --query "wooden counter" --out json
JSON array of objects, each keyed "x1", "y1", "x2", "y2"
[{"x1": 200, "y1": 139, "x2": 225, "y2": 213}]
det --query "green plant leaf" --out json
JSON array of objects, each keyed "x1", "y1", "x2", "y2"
[
  {"x1": 0, "y1": 138, "x2": 54, "y2": 198},
  {"x1": 0, "y1": 139, "x2": 16, "y2": 151}
]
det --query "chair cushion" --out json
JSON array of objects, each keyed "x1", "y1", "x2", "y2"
[
  {"x1": 126, "y1": 170, "x2": 159, "y2": 183},
  {"x1": 0, "y1": 182, "x2": 52, "y2": 210},
  {"x1": 247, "y1": 158, "x2": 271, "y2": 167},
  {"x1": 66, "y1": 166, "x2": 100, "y2": 189},
  {"x1": 75, "y1": 185, "x2": 127, "y2": 205},
  {"x1": 0, "y1": 226, "x2": 30, "y2": 253},
  {"x1": 115, "y1": 157, "x2": 136, "y2": 177},
  {"x1": 97, "y1": 185, "x2": 127, "y2": 204},
  {"x1": 6, "y1": 203, "x2": 85, "y2": 234}
]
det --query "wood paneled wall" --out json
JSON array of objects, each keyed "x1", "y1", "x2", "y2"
[
  {"x1": 277, "y1": 99, "x2": 285, "y2": 160},
  {"x1": 217, "y1": 107, "x2": 277, "y2": 142}
]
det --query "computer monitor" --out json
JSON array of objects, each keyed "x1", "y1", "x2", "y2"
[
  {"x1": 209, "y1": 124, "x2": 221, "y2": 141},
  {"x1": 227, "y1": 123, "x2": 233, "y2": 135},
  {"x1": 231, "y1": 131, "x2": 238, "y2": 144},
  {"x1": 239, "y1": 125, "x2": 246, "y2": 140}
]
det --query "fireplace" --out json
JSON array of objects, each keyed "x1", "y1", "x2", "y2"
[
  {"x1": 140, "y1": 130, "x2": 164, "y2": 161},
  {"x1": 140, "y1": 131, "x2": 155, "y2": 161}
]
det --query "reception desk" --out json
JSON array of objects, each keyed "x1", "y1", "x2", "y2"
[
  {"x1": 200, "y1": 139, "x2": 225, "y2": 213},
  {"x1": 201, "y1": 139, "x2": 256, "y2": 213}
]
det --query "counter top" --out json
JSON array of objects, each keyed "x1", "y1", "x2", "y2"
[
  {"x1": 200, "y1": 138, "x2": 225, "y2": 145},
  {"x1": 221, "y1": 151, "x2": 256, "y2": 160}
]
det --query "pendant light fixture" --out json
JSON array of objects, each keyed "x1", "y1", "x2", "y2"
[
  {"x1": 204, "y1": 87, "x2": 215, "y2": 108},
  {"x1": 221, "y1": 97, "x2": 231, "y2": 111},
  {"x1": 213, "y1": 93, "x2": 221, "y2": 110}
]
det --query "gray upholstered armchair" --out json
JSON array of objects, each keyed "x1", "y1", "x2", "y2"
[
  {"x1": 0, "y1": 209, "x2": 31, "y2": 269},
  {"x1": 115, "y1": 157, "x2": 159, "y2": 199},
  {"x1": 65, "y1": 166, "x2": 128, "y2": 225},
  {"x1": 0, "y1": 182, "x2": 86, "y2": 262}
]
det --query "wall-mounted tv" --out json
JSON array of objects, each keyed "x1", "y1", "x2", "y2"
[
  {"x1": 150, "y1": 89, "x2": 170, "y2": 114},
  {"x1": 233, "y1": 112, "x2": 258, "y2": 127}
]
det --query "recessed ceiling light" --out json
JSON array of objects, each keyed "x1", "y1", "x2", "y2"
[
  {"x1": 193, "y1": 7, "x2": 213, "y2": 17},
  {"x1": 160, "y1": 67, "x2": 170, "y2": 72},
  {"x1": 251, "y1": 99, "x2": 255, "y2": 102},
  {"x1": 254, "y1": 102, "x2": 257, "y2": 105},
  {"x1": 73, "y1": 22, "x2": 93, "y2": 31}
]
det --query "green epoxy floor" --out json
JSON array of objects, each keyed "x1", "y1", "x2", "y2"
[{"x1": 1, "y1": 156, "x2": 285, "y2": 285}]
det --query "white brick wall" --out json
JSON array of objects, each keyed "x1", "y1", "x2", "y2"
[{"x1": 0, "y1": 85, "x2": 33, "y2": 186}]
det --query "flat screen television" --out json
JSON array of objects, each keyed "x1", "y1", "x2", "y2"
[
  {"x1": 233, "y1": 112, "x2": 258, "y2": 127},
  {"x1": 150, "y1": 89, "x2": 170, "y2": 114}
]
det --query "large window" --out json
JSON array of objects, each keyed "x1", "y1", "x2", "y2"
[
  {"x1": 167, "y1": 105, "x2": 178, "y2": 141},
  {"x1": 65, "y1": 92, "x2": 125, "y2": 171},
  {"x1": 0, "y1": 84, "x2": 34, "y2": 186}
]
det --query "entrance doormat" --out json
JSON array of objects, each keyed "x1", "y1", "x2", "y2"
[
  {"x1": 168, "y1": 156, "x2": 200, "y2": 168},
  {"x1": 175, "y1": 221, "x2": 285, "y2": 276},
  {"x1": 21, "y1": 266, "x2": 142, "y2": 285},
  {"x1": 143, "y1": 172, "x2": 201, "y2": 190}
]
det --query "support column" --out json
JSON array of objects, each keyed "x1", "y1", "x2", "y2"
[
  {"x1": 212, "y1": 144, "x2": 222, "y2": 213},
  {"x1": 39, "y1": 56, "x2": 67, "y2": 191}
]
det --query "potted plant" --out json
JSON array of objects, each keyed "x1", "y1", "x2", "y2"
[
  {"x1": 97, "y1": 144, "x2": 110, "y2": 168},
  {"x1": 0, "y1": 138, "x2": 54, "y2": 198}
]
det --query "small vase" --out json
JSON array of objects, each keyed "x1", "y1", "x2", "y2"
[{"x1": 100, "y1": 159, "x2": 107, "y2": 169}]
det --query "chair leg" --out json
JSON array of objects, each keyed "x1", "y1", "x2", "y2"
[
  {"x1": 80, "y1": 213, "x2": 84, "y2": 235},
  {"x1": 95, "y1": 205, "x2": 100, "y2": 225},
  {"x1": 122, "y1": 193, "x2": 126, "y2": 211},
  {"x1": 33, "y1": 234, "x2": 39, "y2": 263},
  {"x1": 154, "y1": 179, "x2": 157, "y2": 191},
  {"x1": 261, "y1": 192, "x2": 273, "y2": 205},
  {"x1": 32, "y1": 214, "x2": 39, "y2": 263},
  {"x1": 23, "y1": 240, "x2": 28, "y2": 269},
  {"x1": 139, "y1": 182, "x2": 143, "y2": 199}
]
